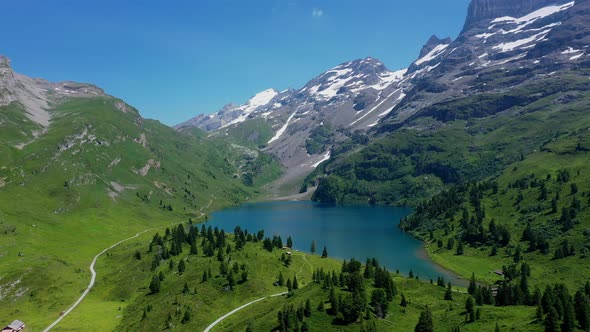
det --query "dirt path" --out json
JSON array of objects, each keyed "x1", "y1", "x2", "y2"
[
  {"x1": 205, "y1": 252, "x2": 314, "y2": 331},
  {"x1": 296, "y1": 252, "x2": 314, "y2": 280},
  {"x1": 198, "y1": 194, "x2": 216, "y2": 217},
  {"x1": 43, "y1": 196, "x2": 217, "y2": 332},
  {"x1": 203, "y1": 292, "x2": 288, "y2": 332}
]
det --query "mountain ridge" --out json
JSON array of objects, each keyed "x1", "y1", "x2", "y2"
[{"x1": 177, "y1": 0, "x2": 589, "y2": 197}]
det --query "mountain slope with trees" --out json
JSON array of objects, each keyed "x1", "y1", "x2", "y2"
[{"x1": 0, "y1": 57, "x2": 280, "y2": 329}]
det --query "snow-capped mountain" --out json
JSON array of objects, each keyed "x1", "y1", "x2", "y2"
[
  {"x1": 175, "y1": 89, "x2": 279, "y2": 132},
  {"x1": 177, "y1": 0, "x2": 590, "y2": 194},
  {"x1": 381, "y1": 0, "x2": 589, "y2": 127},
  {"x1": 177, "y1": 57, "x2": 410, "y2": 188}
]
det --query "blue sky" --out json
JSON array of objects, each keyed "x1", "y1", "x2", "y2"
[{"x1": 1, "y1": 0, "x2": 470, "y2": 126}]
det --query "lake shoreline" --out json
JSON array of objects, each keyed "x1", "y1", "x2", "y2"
[
  {"x1": 206, "y1": 200, "x2": 473, "y2": 286},
  {"x1": 414, "y1": 244, "x2": 469, "y2": 288}
]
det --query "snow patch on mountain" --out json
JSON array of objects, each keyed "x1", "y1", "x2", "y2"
[
  {"x1": 267, "y1": 109, "x2": 298, "y2": 144},
  {"x1": 218, "y1": 89, "x2": 277, "y2": 129},
  {"x1": 365, "y1": 68, "x2": 407, "y2": 91},
  {"x1": 312, "y1": 151, "x2": 331, "y2": 168},
  {"x1": 415, "y1": 44, "x2": 449, "y2": 66},
  {"x1": 491, "y1": 1, "x2": 575, "y2": 25},
  {"x1": 493, "y1": 29, "x2": 551, "y2": 52},
  {"x1": 562, "y1": 47, "x2": 582, "y2": 54},
  {"x1": 349, "y1": 87, "x2": 403, "y2": 127}
]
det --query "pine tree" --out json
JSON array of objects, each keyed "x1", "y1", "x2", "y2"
[
  {"x1": 571, "y1": 183, "x2": 578, "y2": 195},
  {"x1": 190, "y1": 242, "x2": 198, "y2": 255},
  {"x1": 415, "y1": 306, "x2": 434, "y2": 332},
  {"x1": 544, "y1": 307, "x2": 560, "y2": 332},
  {"x1": 278, "y1": 272, "x2": 285, "y2": 286},
  {"x1": 159, "y1": 271, "x2": 165, "y2": 281},
  {"x1": 178, "y1": 259, "x2": 186, "y2": 274},
  {"x1": 514, "y1": 244, "x2": 522, "y2": 263},
  {"x1": 287, "y1": 236, "x2": 293, "y2": 248},
  {"x1": 536, "y1": 304, "x2": 544, "y2": 321},
  {"x1": 286, "y1": 278, "x2": 292, "y2": 291},
  {"x1": 311, "y1": 240, "x2": 316, "y2": 255},
  {"x1": 183, "y1": 282, "x2": 190, "y2": 294},
  {"x1": 329, "y1": 287, "x2": 338, "y2": 315},
  {"x1": 574, "y1": 290, "x2": 590, "y2": 331},
  {"x1": 304, "y1": 299, "x2": 312, "y2": 317},
  {"x1": 400, "y1": 293, "x2": 407, "y2": 307},
  {"x1": 181, "y1": 310, "x2": 191, "y2": 324},
  {"x1": 444, "y1": 282, "x2": 453, "y2": 300},
  {"x1": 293, "y1": 275, "x2": 299, "y2": 290},
  {"x1": 227, "y1": 271, "x2": 235, "y2": 290},
  {"x1": 551, "y1": 198, "x2": 558, "y2": 214},
  {"x1": 465, "y1": 297, "x2": 475, "y2": 322},
  {"x1": 149, "y1": 275, "x2": 160, "y2": 294},
  {"x1": 562, "y1": 298, "x2": 575, "y2": 332},
  {"x1": 456, "y1": 241, "x2": 464, "y2": 255},
  {"x1": 202, "y1": 270, "x2": 208, "y2": 282},
  {"x1": 168, "y1": 259, "x2": 174, "y2": 271},
  {"x1": 317, "y1": 300, "x2": 325, "y2": 312},
  {"x1": 322, "y1": 246, "x2": 328, "y2": 258},
  {"x1": 468, "y1": 272, "x2": 477, "y2": 295},
  {"x1": 520, "y1": 270, "x2": 530, "y2": 300}
]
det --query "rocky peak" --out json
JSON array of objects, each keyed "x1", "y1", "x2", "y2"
[
  {"x1": 0, "y1": 55, "x2": 11, "y2": 69},
  {"x1": 300, "y1": 57, "x2": 403, "y2": 100},
  {"x1": 419, "y1": 35, "x2": 453, "y2": 58},
  {"x1": 348, "y1": 57, "x2": 388, "y2": 74},
  {"x1": 462, "y1": 0, "x2": 572, "y2": 32},
  {"x1": 0, "y1": 56, "x2": 17, "y2": 106},
  {"x1": 52, "y1": 81, "x2": 105, "y2": 96}
]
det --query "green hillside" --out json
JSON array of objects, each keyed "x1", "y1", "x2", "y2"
[
  {"x1": 0, "y1": 96, "x2": 280, "y2": 329},
  {"x1": 401, "y1": 128, "x2": 590, "y2": 288},
  {"x1": 58, "y1": 222, "x2": 544, "y2": 332}
]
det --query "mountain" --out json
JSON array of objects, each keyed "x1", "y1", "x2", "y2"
[
  {"x1": 307, "y1": 0, "x2": 590, "y2": 205},
  {"x1": 0, "y1": 56, "x2": 279, "y2": 329},
  {"x1": 175, "y1": 89, "x2": 278, "y2": 132},
  {"x1": 177, "y1": 57, "x2": 409, "y2": 194},
  {"x1": 380, "y1": 0, "x2": 587, "y2": 129},
  {"x1": 178, "y1": 0, "x2": 589, "y2": 197}
]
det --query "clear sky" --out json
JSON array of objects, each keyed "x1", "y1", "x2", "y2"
[{"x1": 1, "y1": 0, "x2": 470, "y2": 126}]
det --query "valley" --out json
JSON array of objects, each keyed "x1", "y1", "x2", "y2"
[{"x1": 1, "y1": 0, "x2": 590, "y2": 331}]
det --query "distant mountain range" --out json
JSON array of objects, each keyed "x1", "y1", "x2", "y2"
[{"x1": 176, "y1": 0, "x2": 589, "y2": 195}]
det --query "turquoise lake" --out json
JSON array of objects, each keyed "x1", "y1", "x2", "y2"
[{"x1": 206, "y1": 201, "x2": 461, "y2": 283}]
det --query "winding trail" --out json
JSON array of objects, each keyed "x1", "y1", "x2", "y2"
[
  {"x1": 43, "y1": 194, "x2": 217, "y2": 332},
  {"x1": 205, "y1": 252, "x2": 314, "y2": 332},
  {"x1": 203, "y1": 292, "x2": 287, "y2": 332}
]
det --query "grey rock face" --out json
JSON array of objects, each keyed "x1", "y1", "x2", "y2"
[
  {"x1": 383, "y1": 0, "x2": 587, "y2": 129},
  {"x1": 0, "y1": 55, "x2": 111, "y2": 128},
  {"x1": 463, "y1": 0, "x2": 571, "y2": 31}
]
